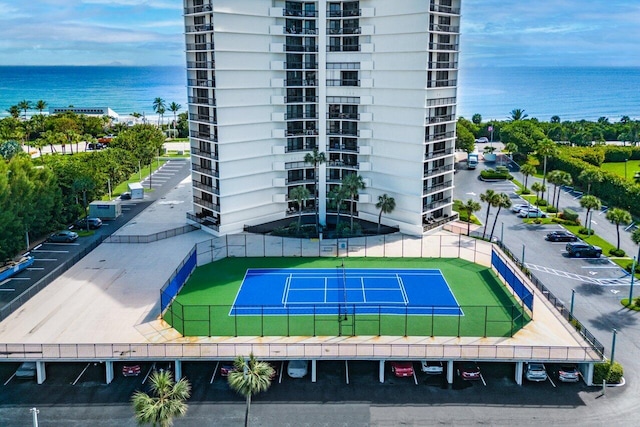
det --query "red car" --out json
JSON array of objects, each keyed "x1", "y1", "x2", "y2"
[
  {"x1": 122, "y1": 365, "x2": 141, "y2": 377},
  {"x1": 220, "y1": 364, "x2": 237, "y2": 377},
  {"x1": 457, "y1": 362, "x2": 481, "y2": 380},
  {"x1": 391, "y1": 361, "x2": 414, "y2": 377}
]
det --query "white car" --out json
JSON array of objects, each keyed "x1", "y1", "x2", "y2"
[
  {"x1": 475, "y1": 137, "x2": 489, "y2": 143},
  {"x1": 510, "y1": 204, "x2": 530, "y2": 213},
  {"x1": 420, "y1": 360, "x2": 444, "y2": 375},
  {"x1": 15, "y1": 362, "x2": 37, "y2": 379},
  {"x1": 525, "y1": 363, "x2": 548, "y2": 382},
  {"x1": 517, "y1": 208, "x2": 546, "y2": 218},
  {"x1": 287, "y1": 360, "x2": 308, "y2": 378}
]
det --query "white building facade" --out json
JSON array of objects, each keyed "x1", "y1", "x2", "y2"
[{"x1": 184, "y1": 0, "x2": 460, "y2": 236}]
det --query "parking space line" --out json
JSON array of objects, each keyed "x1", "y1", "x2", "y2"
[
  {"x1": 26, "y1": 267, "x2": 45, "y2": 271},
  {"x1": 345, "y1": 360, "x2": 349, "y2": 385},
  {"x1": 142, "y1": 363, "x2": 156, "y2": 384},
  {"x1": 412, "y1": 368, "x2": 418, "y2": 385},
  {"x1": 3, "y1": 373, "x2": 16, "y2": 385},
  {"x1": 44, "y1": 242, "x2": 79, "y2": 246},
  {"x1": 548, "y1": 376, "x2": 557, "y2": 388},
  {"x1": 72, "y1": 363, "x2": 91, "y2": 385},
  {"x1": 33, "y1": 259, "x2": 59, "y2": 262},
  {"x1": 0, "y1": 289, "x2": 16, "y2": 292},
  {"x1": 480, "y1": 373, "x2": 487, "y2": 386},
  {"x1": 278, "y1": 361, "x2": 284, "y2": 384},
  {"x1": 210, "y1": 361, "x2": 219, "y2": 384},
  {"x1": 33, "y1": 250, "x2": 69, "y2": 254}
]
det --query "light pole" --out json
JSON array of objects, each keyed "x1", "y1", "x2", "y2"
[
  {"x1": 610, "y1": 329, "x2": 618, "y2": 365},
  {"x1": 107, "y1": 178, "x2": 112, "y2": 200},
  {"x1": 30, "y1": 407, "x2": 39, "y2": 427},
  {"x1": 570, "y1": 288, "x2": 576, "y2": 318},
  {"x1": 629, "y1": 256, "x2": 637, "y2": 305}
]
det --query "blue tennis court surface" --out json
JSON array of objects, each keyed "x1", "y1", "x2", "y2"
[{"x1": 230, "y1": 268, "x2": 462, "y2": 316}]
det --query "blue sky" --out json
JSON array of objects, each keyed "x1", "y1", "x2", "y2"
[{"x1": 0, "y1": 0, "x2": 639, "y2": 67}]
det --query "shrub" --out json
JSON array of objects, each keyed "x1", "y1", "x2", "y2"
[
  {"x1": 536, "y1": 199, "x2": 547, "y2": 206},
  {"x1": 578, "y1": 227, "x2": 594, "y2": 235},
  {"x1": 563, "y1": 208, "x2": 579, "y2": 222},
  {"x1": 569, "y1": 318, "x2": 582, "y2": 332},
  {"x1": 625, "y1": 262, "x2": 640, "y2": 274},
  {"x1": 593, "y1": 361, "x2": 624, "y2": 384},
  {"x1": 520, "y1": 188, "x2": 531, "y2": 195},
  {"x1": 480, "y1": 168, "x2": 512, "y2": 180},
  {"x1": 609, "y1": 248, "x2": 626, "y2": 257},
  {"x1": 546, "y1": 206, "x2": 558, "y2": 213}
]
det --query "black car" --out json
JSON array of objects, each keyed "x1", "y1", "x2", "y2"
[
  {"x1": 75, "y1": 217, "x2": 103, "y2": 230},
  {"x1": 120, "y1": 192, "x2": 132, "y2": 200},
  {"x1": 565, "y1": 242, "x2": 602, "y2": 258},
  {"x1": 546, "y1": 230, "x2": 578, "y2": 242}
]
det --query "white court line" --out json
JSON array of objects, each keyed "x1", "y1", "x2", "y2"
[
  {"x1": 324, "y1": 277, "x2": 327, "y2": 303},
  {"x1": 396, "y1": 274, "x2": 409, "y2": 305},
  {"x1": 282, "y1": 274, "x2": 292, "y2": 306},
  {"x1": 361, "y1": 277, "x2": 366, "y2": 303}
]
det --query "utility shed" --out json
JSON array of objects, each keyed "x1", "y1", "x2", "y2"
[
  {"x1": 89, "y1": 201, "x2": 122, "y2": 220},
  {"x1": 127, "y1": 182, "x2": 144, "y2": 200}
]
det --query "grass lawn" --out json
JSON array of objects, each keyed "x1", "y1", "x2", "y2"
[
  {"x1": 601, "y1": 161, "x2": 640, "y2": 182},
  {"x1": 103, "y1": 159, "x2": 168, "y2": 200},
  {"x1": 164, "y1": 257, "x2": 530, "y2": 338}
]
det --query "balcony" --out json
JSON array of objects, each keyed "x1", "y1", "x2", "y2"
[
  {"x1": 285, "y1": 112, "x2": 319, "y2": 120},
  {"x1": 285, "y1": 44, "x2": 319, "y2": 52},
  {"x1": 425, "y1": 148, "x2": 454, "y2": 160},
  {"x1": 423, "y1": 213, "x2": 458, "y2": 232},
  {"x1": 188, "y1": 96, "x2": 216, "y2": 106},
  {"x1": 285, "y1": 96, "x2": 319, "y2": 103},
  {"x1": 193, "y1": 196, "x2": 219, "y2": 211},
  {"x1": 188, "y1": 79, "x2": 216, "y2": 88},
  {"x1": 429, "y1": 23, "x2": 460, "y2": 33},
  {"x1": 423, "y1": 164, "x2": 454, "y2": 178},
  {"x1": 189, "y1": 113, "x2": 217, "y2": 124},
  {"x1": 286, "y1": 143, "x2": 317, "y2": 153},
  {"x1": 426, "y1": 97, "x2": 456, "y2": 107},
  {"x1": 187, "y1": 61, "x2": 215, "y2": 69},
  {"x1": 430, "y1": 3, "x2": 461, "y2": 15},
  {"x1": 327, "y1": 9, "x2": 361, "y2": 17},
  {"x1": 328, "y1": 112, "x2": 359, "y2": 120},
  {"x1": 191, "y1": 147, "x2": 218, "y2": 160},
  {"x1": 423, "y1": 180, "x2": 453, "y2": 195},
  {"x1": 327, "y1": 45, "x2": 361, "y2": 52},
  {"x1": 428, "y1": 42, "x2": 459, "y2": 51},
  {"x1": 327, "y1": 79, "x2": 360, "y2": 87},
  {"x1": 284, "y1": 27, "x2": 318, "y2": 35},
  {"x1": 285, "y1": 177, "x2": 315, "y2": 185},
  {"x1": 426, "y1": 114, "x2": 455, "y2": 124},
  {"x1": 327, "y1": 161, "x2": 359, "y2": 170},
  {"x1": 190, "y1": 131, "x2": 218, "y2": 142},
  {"x1": 285, "y1": 62, "x2": 318, "y2": 70},
  {"x1": 191, "y1": 164, "x2": 219, "y2": 177},
  {"x1": 423, "y1": 197, "x2": 452, "y2": 211},
  {"x1": 193, "y1": 181, "x2": 220, "y2": 195},
  {"x1": 327, "y1": 128, "x2": 359, "y2": 137},
  {"x1": 284, "y1": 9, "x2": 318, "y2": 18},
  {"x1": 285, "y1": 161, "x2": 308, "y2": 170},
  {"x1": 185, "y1": 43, "x2": 215, "y2": 51},
  {"x1": 328, "y1": 144, "x2": 359, "y2": 153},
  {"x1": 327, "y1": 27, "x2": 361, "y2": 35},
  {"x1": 426, "y1": 79, "x2": 457, "y2": 88},
  {"x1": 185, "y1": 4, "x2": 212, "y2": 14},
  {"x1": 428, "y1": 61, "x2": 458, "y2": 69},
  {"x1": 284, "y1": 79, "x2": 318, "y2": 87},
  {"x1": 187, "y1": 212, "x2": 220, "y2": 231},
  {"x1": 425, "y1": 131, "x2": 455, "y2": 143},
  {"x1": 185, "y1": 24, "x2": 213, "y2": 32},
  {"x1": 286, "y1": 129, "x2": 318, "y2": 136}
]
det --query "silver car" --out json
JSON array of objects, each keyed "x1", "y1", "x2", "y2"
[
  {"x1": 525, "y1": 363, "x2": 548, "y2": 382},
  {"x1": 15, "y1": 362, "x2": 37, "y2": 379},
  {"x1": 287, "y1": 360, "x2": 308, "y2": 378}
]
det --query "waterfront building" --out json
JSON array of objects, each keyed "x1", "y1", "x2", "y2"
[{"x1": 183, "y1": 0, "x2": 460, "y2": 236}]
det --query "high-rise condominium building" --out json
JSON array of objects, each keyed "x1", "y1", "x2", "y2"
[{"x1": 184, "y1": 0, "x2": 460, "y2": 236}]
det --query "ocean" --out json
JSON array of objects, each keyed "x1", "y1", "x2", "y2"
[{"x1": 0, "y1": 66, "x2": 639, "y2": 122}]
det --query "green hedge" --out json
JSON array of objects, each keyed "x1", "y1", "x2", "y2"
[
  {"x1": 593, "y1": 361, "x2": 624, "y2": 384},
  {"x1": 480, "y1": 168, "x2": 513, "y2": 180}
]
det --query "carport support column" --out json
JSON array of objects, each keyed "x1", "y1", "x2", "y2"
[
  {"x1": 174, "y1": 360, "x2": 182, "y2": 379},
  {"x1": 379, "y1": 360, "x2": 385, "y2": 383},
  {"x1": 105, "y1": 361, "x2": 114, "y2": 384},
  {"x1": 584, "y1": 363, "x2": 594, "y2": 386},
  {"x1": 36, "y1": 361, "x2": 46, "y2": 384},
  {"x1": 446, "y1": 361, "x2": 454, "y2": 384},
  {"x1": 311, "y1": 359, "x2": 317, "y2": 383},
  {"x1": 515, "y1": 361, "x2": 524, "y2": 385}
]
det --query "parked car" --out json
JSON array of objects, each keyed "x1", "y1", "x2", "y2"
[
  {"x1": 86, "y1": 142, "x2": 105, "y2": 150},
  {"x1": 546, "y1": 230, "x2": 578, "y2": 242},
  {"x1": 15, "y1": 362, "x2": 37, "y2": 379},
  {"x1": 420, "y1": 360, "x2": 444, "y2": 375},
  {"x1": 475, "y1": 137, "x2": 489, "y2": 143},
  {"x1": 220, "y1": 364, "x2": 237, "y2": 377},
  {"x1": 47, "y1": 230, "x2": 79, "y2": 243},
  {"x1": 525, "y1": 363, "x2": 548, "y2": 382},
  {"x1": 122, "y1": 364, "x2": 141, "y2": 377},
  {"x1": 510, "y1": 203, "x2": 530, "y2": 213},
  {"x1": 287, "y1": 360, "x2": 308, "y2": 378},
  {"x1": 517, "y1": 208, "x2": 546, "y2": 218},
  {"x1": 457, "y1": 361, "x2": 481, "y2": 380},
  {"x1": 120, "y1": 192, "x2": 132, "y2": 200},
  {"x1": 557, "y1": 365, "x2": 580, "y2": 382},
  {"x1": 75, "y1": 217, "x2": 103, "y2": 230},
  {"x1": 565, "y1": 242, "x2": 602, "y2": 258},
  {"x1": 391, "y1": 361, "x2": 415, "y2": 377}
]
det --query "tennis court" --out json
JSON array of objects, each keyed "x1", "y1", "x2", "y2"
[
  {"x1": 163, "y1": 257, "x2": 530, "y2": 338},
  {"x1": 230, "y1": 268, "x2": 462, "y2": 316}
]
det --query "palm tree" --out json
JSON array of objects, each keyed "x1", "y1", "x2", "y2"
[
  {"x1": 580, "y1": 195, "x2": 601, "y2": 233},
  {"x1": 227, "y1": 354, "x2": 275, "y2": 427},
  {"x1": 153, "y1": 97, "x2": 166, "y2": 126},
  {"x1": 459, "y1": 198, "x2": 481, "y2": 236},
  {"x1": 168, "y1": 102, "x2": 182, "y2": 133},
  {"x1": 17, "y1": 100, "x2": 32, "y2": 119},
  {"x1": 509, "y1": 108, "x2": 528, "y2": 121},
  {"x1": 7, "y1": 105, "x2": 20, "y2": 118},
  {"x1": 375, "y1": 193, "x2": 396, "y2": 234},
  {"x1": 303, "y1": 147, "x2": 326, "y2": 232},
  {"x1": 342, "y1": 173, "x2": 366, "y2": 230},
  {"x1": 553, "y1": 171, "x2": 572, "y2": 211},
  {"x1": 479, "y1": 189, "x2": 499, "y2": 239},
  {"x1": 502, "y1": 142, "x2": 518, "y2": 159},
  {"x1": 289, "y1": 185, "x2": 310, "y2": 229},
  {"x1": 578, "y1": 169, "x2": 604, "y2": 195},
  {"x1": 531, "y1": 182, "x2": 544, "y2": 206},
  {"x1": 131, "y1": 370, "x2": 191, "y2": 427},
  {"x1": 520, "y1": 163, "x2": 536, "y2": 191},
  {"x1": 550, "y1": 115, "x2": 561, "y2": 124},
  {"x1": 606, "y1": 208, "x2": 632, "y2": 251},
  {"x1": 546, "y1": 170, "x2": 562, "y2": 208},
  {"x1": 489, "y1": 193, "x2": 512, "y2": 241},
  {"x1": 536, "y1": 138, "x2": 557, "y2": 190},
  {"x1": 328, "y1": 185, "x2": 349, "y2": 233},
  {"x1": 35, "y1": 100, "x2": 47, "y2": 115}
]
